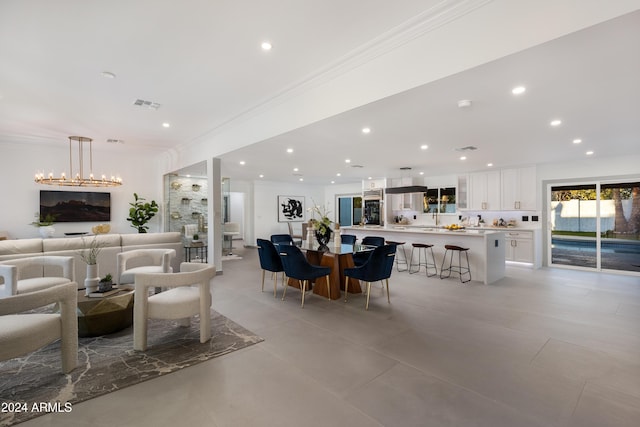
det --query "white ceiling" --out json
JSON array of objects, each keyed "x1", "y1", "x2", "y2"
[{"x1": 1, "y1": 1, "x2": 639, "y2": 184}]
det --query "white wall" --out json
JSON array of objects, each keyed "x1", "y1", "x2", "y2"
[
  {"x1": 252, "y1": 180, "x2": 325, "y2": 244},
  {"x1": 0, "y1": 142, "x2": 166, "y2": 239}
]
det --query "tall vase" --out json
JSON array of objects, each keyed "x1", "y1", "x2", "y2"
[
  {"x1": 315, "y1": 228, "x2": 332, "y2": 251},
  {"x1": 84, "y1": 264, "x2": 100, "y2": 295}
]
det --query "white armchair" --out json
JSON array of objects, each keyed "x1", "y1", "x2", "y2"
[
  {"x1": 0, "y1": 256, "x2": 75, "y2": 298},
  {"x1": 133, "y1": 262, "x2": 216, "y2": 351},
  {"x1": 116, "y1": 249, "x2": 176, "y2": 286},
  {"x1": 0, "y1": 281, "x2": 78, "y2": 373}
]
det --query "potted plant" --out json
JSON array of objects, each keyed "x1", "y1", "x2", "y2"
[
  {"x1": 78, "y1": 236, "x2": 105, "y2": 295},
  {"x1": 192, "y1": 233, "x2": 200, "y2": 242},
  {"x1": 98, "y1": 273, "x2": 113, "y2": 292},
  {"x1": 31, "y1": 213, "x2": 57, "y2": 238},
  {"x1": 127, "y1": 193, "x2": 159, "y2": 233}
]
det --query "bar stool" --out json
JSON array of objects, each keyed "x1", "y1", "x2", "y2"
[
  {"x1": 409, "y1": 243, "x2": 438, "y2": 276},
  {"x1": 440, "y1": 245, "x2": 471, "y2": 283},
  {"x1": 386, "y1": 240, "x2": 408, "y2": 272}
]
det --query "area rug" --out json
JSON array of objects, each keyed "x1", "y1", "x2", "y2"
[{"x1": 0, "y1": 311, "x2": 263, "y2": 426}]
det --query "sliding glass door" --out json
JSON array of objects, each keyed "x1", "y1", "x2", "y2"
[
  {"x1": 549, "y1": 180, "x2": 640, "y2": 273},
  {"x1": 337, "y1": 195, "x2": 362, "y2": 227}
]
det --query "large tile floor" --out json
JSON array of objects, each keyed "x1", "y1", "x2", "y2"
[{"x1": 22, "y1": 242, "x2": 640, "y2": 427}]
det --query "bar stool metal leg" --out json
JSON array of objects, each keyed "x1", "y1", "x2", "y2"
[
  {"x1": 409, "y1": 243, "x2": 437, "y2": 275},
  {"x1": 439, "y1": 245, "x2": 471, "y2": 283},
  {"x1": 386, "y1": 241, "x2": 408, "y2": 272}
]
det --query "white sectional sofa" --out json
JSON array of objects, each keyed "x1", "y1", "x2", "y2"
[{"x1": 0, "y1": 232, "x2": 183, "y2": 288}]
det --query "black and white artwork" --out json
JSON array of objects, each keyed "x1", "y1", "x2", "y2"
[{"x1": 278, "y1": 196, "x2": 304, "y2": 222}]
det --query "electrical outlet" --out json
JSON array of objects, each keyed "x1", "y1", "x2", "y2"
[
  {"x1": 522, "y1": 216, "x2": 529, "y2": 221},
  {"x1": 532, "y1": 215, "x2": 539, "y2": 222}
]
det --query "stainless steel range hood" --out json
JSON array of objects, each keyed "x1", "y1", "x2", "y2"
[{"x1": 384, "y1": 185, "x2": 428, "y2": 194}]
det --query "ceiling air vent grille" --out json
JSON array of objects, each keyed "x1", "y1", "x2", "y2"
[
  {"x1": 455, "y1": 146, "x2": 478, "y2": 152},
  {"x1": 133, "y1": 99, "x2": 161, "y2": 110}
]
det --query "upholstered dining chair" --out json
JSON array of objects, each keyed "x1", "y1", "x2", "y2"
[
  {"x1": 0, "y1": 256, "x2": 75, "y2": 298},
  {"x1": 344, "y1": 244, "x2": 396, "y2": 310},
  {"x1": 270, "y1": 234, "x2": 295, "y2": 249},
  {"x1": 116, "y1": 249, "x2": 175, "y2": 287},
  {"x1": 133, "y1": 262, "x2": 216, "y2": 351},
  {"x1": 340, "y1": 234, "x2": 357, "y2": 245},
  {"x1": 256, "y1": 238, "x2": 285, "y2": 297},
  {"x1": 277, "y1": 244, "x2": 331, "y2": 308},
  {"x1": 287, "y1": 222, "x2": 303, "y2": 246},
  {"x1": 0, "y1": 281, "x2": 78, "y2": 373},
  {"x1": 352, "y1": 236, "x2": 386, "y2": 267}
]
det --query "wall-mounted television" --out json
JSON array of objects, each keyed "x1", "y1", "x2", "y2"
[{"x1": 40, "y1": 190, "x2": 111, "y2": 222}]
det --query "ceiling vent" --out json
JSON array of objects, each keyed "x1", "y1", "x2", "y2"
[
  {"x1": 351, "y1": 164, "x2": 364, "y2": 168},
  {"x1": 133, "y1": 99, "x2": 161, "y2": 110},
  {"x1": 455, "y1": 146, "x2": 478, "y2": 152},
  {"x1": 107, "y1": 139, "x2": 125, "y2": 144}
]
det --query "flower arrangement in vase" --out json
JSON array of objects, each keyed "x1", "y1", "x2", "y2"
[{"x1": 309, "y1": 200, "x2": 333, "y2": 250}]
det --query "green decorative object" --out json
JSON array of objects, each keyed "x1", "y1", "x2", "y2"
[{"x1": 127, "y1": 193, "x2": 159, "y2": 233}]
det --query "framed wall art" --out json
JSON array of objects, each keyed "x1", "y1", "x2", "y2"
[{"x1": 278, "y1": 196, "x2": 305, "y2": 222}]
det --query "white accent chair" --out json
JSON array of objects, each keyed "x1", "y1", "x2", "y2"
[
  {"x1": 0, "y1": 281, "x2": 78, "y2": 373},
  {"x1": 223, "y1": 222, "x2": 240, "y2": 255},
  {"x1": 0, "y1": 256, "x2": 75, "y2": 298},
  {"x1": 116, "y1": 249, "x2": 176, "y2": 287},
  {"x1": 133, "y1": 262, "x2": 216, "y2": 351}
]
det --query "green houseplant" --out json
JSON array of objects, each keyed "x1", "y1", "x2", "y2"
[
  {"x1": 127, "y1": 193, "x2": 159, "y2": 233},
  {"x1": 98, "y1": 273, "x2": 113, "y2": 292}
]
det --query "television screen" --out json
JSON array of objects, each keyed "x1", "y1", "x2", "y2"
[{"x1": 40, "y1": 191, "x2": 111, "y2": 222}]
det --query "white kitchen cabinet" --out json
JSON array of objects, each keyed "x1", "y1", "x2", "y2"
[
  {"x1": 504, "y1": 231, "x2": 533, "y2": 263},
  {"x1": 469, "y1": 171, "x2": 501, "y2": 210},
  {"x1": 501, "y1": 166, "x2": 537, "y2": 210},
  {"x1": 457, "y1": 175, "x2": 468, "y2": 210}
]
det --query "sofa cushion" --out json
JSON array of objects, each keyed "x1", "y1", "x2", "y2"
[
  {"x1": 42, "y1": 234, "x2": 121, "y2": 252},
  {"x1": 120, "y1": 232, "x2": 182, "y2": 246},
  {"x1": 0, "y1": 239, "x2": 43, "y2": 257}
]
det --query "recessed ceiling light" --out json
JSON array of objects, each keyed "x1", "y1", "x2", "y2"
[
  {"x1": 101, "y1": 71, "x2": 116, "y2": 79},
  {"x1": 573, "y1": 138, "x2": 582, "y2": 144},
  {"x1": 286, "y1": 148, "x2": 293, "y2": 153},
  {"x1": 420, "y1": 144, "x2": 428, "y2": 150},
  {"x1": 239, "y1": 161, "x2": 246, "y2": 165},
  {"x1": 419, "y1": 172, "x2": 424, "y2": 175},
  {"x1": 550, "y1": 119, "x2": 562, "y2": 127},
  {"x1": 293, "y1": 167, "x2": 299, "y2": 172},
  {"x1": 336, "y1": 173, "x2": 341, "y2": 177},
  {"x1": 299, "y1": 178, "x2": 304, "y2": 182},
  {"x1": 487, "y1": 163, "x2": 493, "y2": 167},
  {"x1": 457, "y1": 99, "x2": 472, "y2": 108},
  {"x1": 162, "y1": 122, "x2": 171, "y2": 128},
  {"x1": 331, "y1": 181, "x2": 335, "y2": 184},
  {"x1": 362, "y1": 127, "x2": 371, "y2": 134},
  {"x1": 261, "y1": 41, "x2": 272, "y2": 51},
  {"x1": 460, "y1": 156, "x2": 467, "y2": 160},
  {"x1": 259, "y1": 174, "x2": 264, "y2": 178},
  {"x1": 586, "y1": 151, "x2": 594, "y2": 155},
  {"x1": 512, "y1": 86, "x2": 526, "y2": 95},
  {"x1": 368, "y1": 177, "x2": 372, "y2": 180},
  {"x1": 345, "y1": 159, "x2": 351, "y2": 163}
]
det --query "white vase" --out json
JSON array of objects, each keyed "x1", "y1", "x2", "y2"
[
  {"x1": 39, "y1": 225, "x2": 55, "y2": 238},
  {"x1": 84, "y1": 264, "x2": 100, "y2": 295}
]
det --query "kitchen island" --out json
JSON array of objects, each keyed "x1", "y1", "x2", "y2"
[{"x1": 342, "y1": 226, "x2": 506, "y2": 284}]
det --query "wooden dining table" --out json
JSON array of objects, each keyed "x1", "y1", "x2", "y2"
[{"x1": 286, "y1": 242, "x2": 376, "y2": 300}]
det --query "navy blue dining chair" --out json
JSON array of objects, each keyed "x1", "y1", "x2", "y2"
[
  {"x1": 353, "y1": 236, "x2": 386, "y2": 267},
  {"x1": 270, "y1": 234, "x2": 295, "y2": 249},
  {"x1": 256, "y1": 238, "x2": 285, "y2": 297},
  {"x1": 277, "y1": 245, "x2": 331, "y2": 308},
  {"x1": 340, "y1": 234, "x2": 357, "y2": 245},
  {"x1": 344, "y1": 244, "x2": 397, "y2": 310}
]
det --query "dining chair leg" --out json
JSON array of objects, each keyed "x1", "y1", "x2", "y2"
[
  {"x1": 385, "y1": 279, "x2": 390, "y2": 303},
  {"x1": 344, "y1": 277, "x2": 349, "y2": 302},
  {"x1": 365, "y1": 282, "x2": 371, "y2": 310},
  {"x1": 301, "y1": 280, "x2": 307, "y2": 308},
  {"x1": 273, "y1": 272, "x2": 278, "y2": 297},
  {"x1": 326, "y1": 276, "x2": 331, "y2": 300},
  {"x1": 281, "y1": 278, "x2": 288, "y2": 301},
  {"x1": 261, "y1": 270, "x2": 266, "y2": 292}
]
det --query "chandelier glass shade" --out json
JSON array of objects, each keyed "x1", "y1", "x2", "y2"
[{"x1": 34, "y1": 136, "x2": 123, "y2": 187}]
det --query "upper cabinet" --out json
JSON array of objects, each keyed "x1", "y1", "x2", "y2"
[
  {"x1": 468, "y1": 170, "x2": 501, "y2": 210},
  {"x1": 501, "y1": 166, "x2": 537, "y2": 210}
]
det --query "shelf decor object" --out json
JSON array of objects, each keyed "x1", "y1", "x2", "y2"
[{"x1": 34, "y1": 136, "x2": 123, "y2": 187}]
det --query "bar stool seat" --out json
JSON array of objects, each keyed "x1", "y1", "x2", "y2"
[
  {"x1": 409, "y1": 243, "x2": 438, "y2": 276},
  {"x1": 386, "y1": 241, "x2": 408, "y2": 272},
  {"x1": 440, "y1": 245, "x2": 471, "y2": 283}
]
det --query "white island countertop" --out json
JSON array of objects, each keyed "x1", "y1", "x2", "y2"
[{"x1": 342, "y1": 226, "x2": 506, "y2": 284}]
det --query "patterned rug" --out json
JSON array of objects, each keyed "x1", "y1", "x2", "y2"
[{"x1": 0, "y1": 311, "x2": 263, "y2": 426}]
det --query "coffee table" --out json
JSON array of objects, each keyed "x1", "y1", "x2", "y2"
[{"x1": 76, "y1": 289, "x2": 134, "y2": 337}]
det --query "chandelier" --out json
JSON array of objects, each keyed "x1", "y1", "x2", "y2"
[{"x1": 34, "y1": 136, "x2": 123, "y2": 187}]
